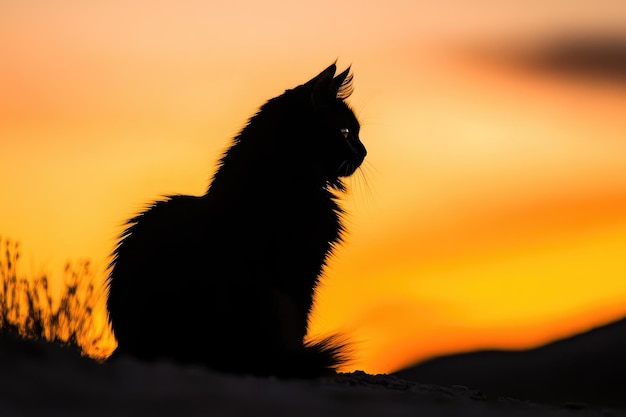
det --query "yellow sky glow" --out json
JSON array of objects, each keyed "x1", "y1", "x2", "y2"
[{"x1": 1, "y1": 1, "x2": 626, "y2": 373}]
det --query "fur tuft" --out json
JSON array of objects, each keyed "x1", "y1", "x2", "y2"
[
  {"x1": 304, "y1": 334, "x2": 352, "y2": 371},
  {"x1": 336, "y1": 72, "x2": 354, "y2": 100},
  {"x1": 262, "y1": 335, "x2": 351, "y2": 378}
]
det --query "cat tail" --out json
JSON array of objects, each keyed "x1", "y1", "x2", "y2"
[{"x1": 282, "y1": 334, "x2": 351, "y2": 378}]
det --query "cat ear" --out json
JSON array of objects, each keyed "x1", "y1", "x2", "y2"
[
  {"x1": 310, "y1": 63, "x2": 338, "y2": 108},
  {"x1": 331, "y1": 66, "x2": 352, "y2": 99}
]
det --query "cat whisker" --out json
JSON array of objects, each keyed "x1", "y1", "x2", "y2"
[
  {"x1": 350, "y1": 165, "x2": 375, "y2": 209},
  {"x1": 360, "y1": 170, "x2": 374, "y2": 205},
  {"x1": 336, "y1": 160, "x2": 349, "y2": 177}
]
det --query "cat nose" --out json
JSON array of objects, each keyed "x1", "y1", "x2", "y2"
[{"x1": 348, "y1": 138, "x2": 366, "y2": 158}]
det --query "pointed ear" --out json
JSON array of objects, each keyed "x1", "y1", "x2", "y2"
[
  {"x1": 330, "y1": 66, "x2": 351, "y2": 98},
  {"x1": 310, "y1": 63, "x2": 337, "y2": 108}
]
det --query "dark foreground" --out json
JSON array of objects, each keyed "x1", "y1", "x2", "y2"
[{"x1": 1, "y1": 335, "x2": 623, "y2": 417}]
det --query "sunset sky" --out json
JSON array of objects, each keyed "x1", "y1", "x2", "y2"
[{"x1": 2, "y1": 1, "x2": 626, "y2": 374}]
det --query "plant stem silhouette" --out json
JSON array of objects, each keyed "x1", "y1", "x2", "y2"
[{"x1": 0, "y1": 236, "x2": 114, "y2": 359}]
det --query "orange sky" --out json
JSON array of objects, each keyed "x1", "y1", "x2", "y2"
[{"x1": 1, "y1": 1, "x2": 626, "y2": 374}]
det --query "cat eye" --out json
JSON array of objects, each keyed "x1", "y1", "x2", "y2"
[{"x1": 340, "y1": 128, "x2": 350, "y2": 138}]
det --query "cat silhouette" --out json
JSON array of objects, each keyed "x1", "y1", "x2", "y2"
[{"x1": 106, "y1": 63, "x2": 366, "y2": 377}]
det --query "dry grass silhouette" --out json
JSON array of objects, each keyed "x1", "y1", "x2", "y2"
[{"x1": 0, "y1": 236, "x2": 115, "y2": 359}]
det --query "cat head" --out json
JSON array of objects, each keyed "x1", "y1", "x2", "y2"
[
  {"x1": 247, "y1": 63, "x2": 367, "y2": 189},
  {"x1": 305, "y1": 63, "x2": 367, "y2": 181}
]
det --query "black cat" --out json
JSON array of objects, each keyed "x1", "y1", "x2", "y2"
[{"x1": 106, "y1": 63, "x2": 367, "y2": 377}]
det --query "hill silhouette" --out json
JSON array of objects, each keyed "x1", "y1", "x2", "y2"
[{"x1": 394, "y1": 316, "x2": 626, "y2": 407}]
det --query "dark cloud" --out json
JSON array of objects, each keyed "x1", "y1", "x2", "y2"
[
  {"x1": 472, "y1": 34, "x2": 626, "y2": 86},
  {"x1": 526, "y1": 35, "x2": 626, "y2": 83}
]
